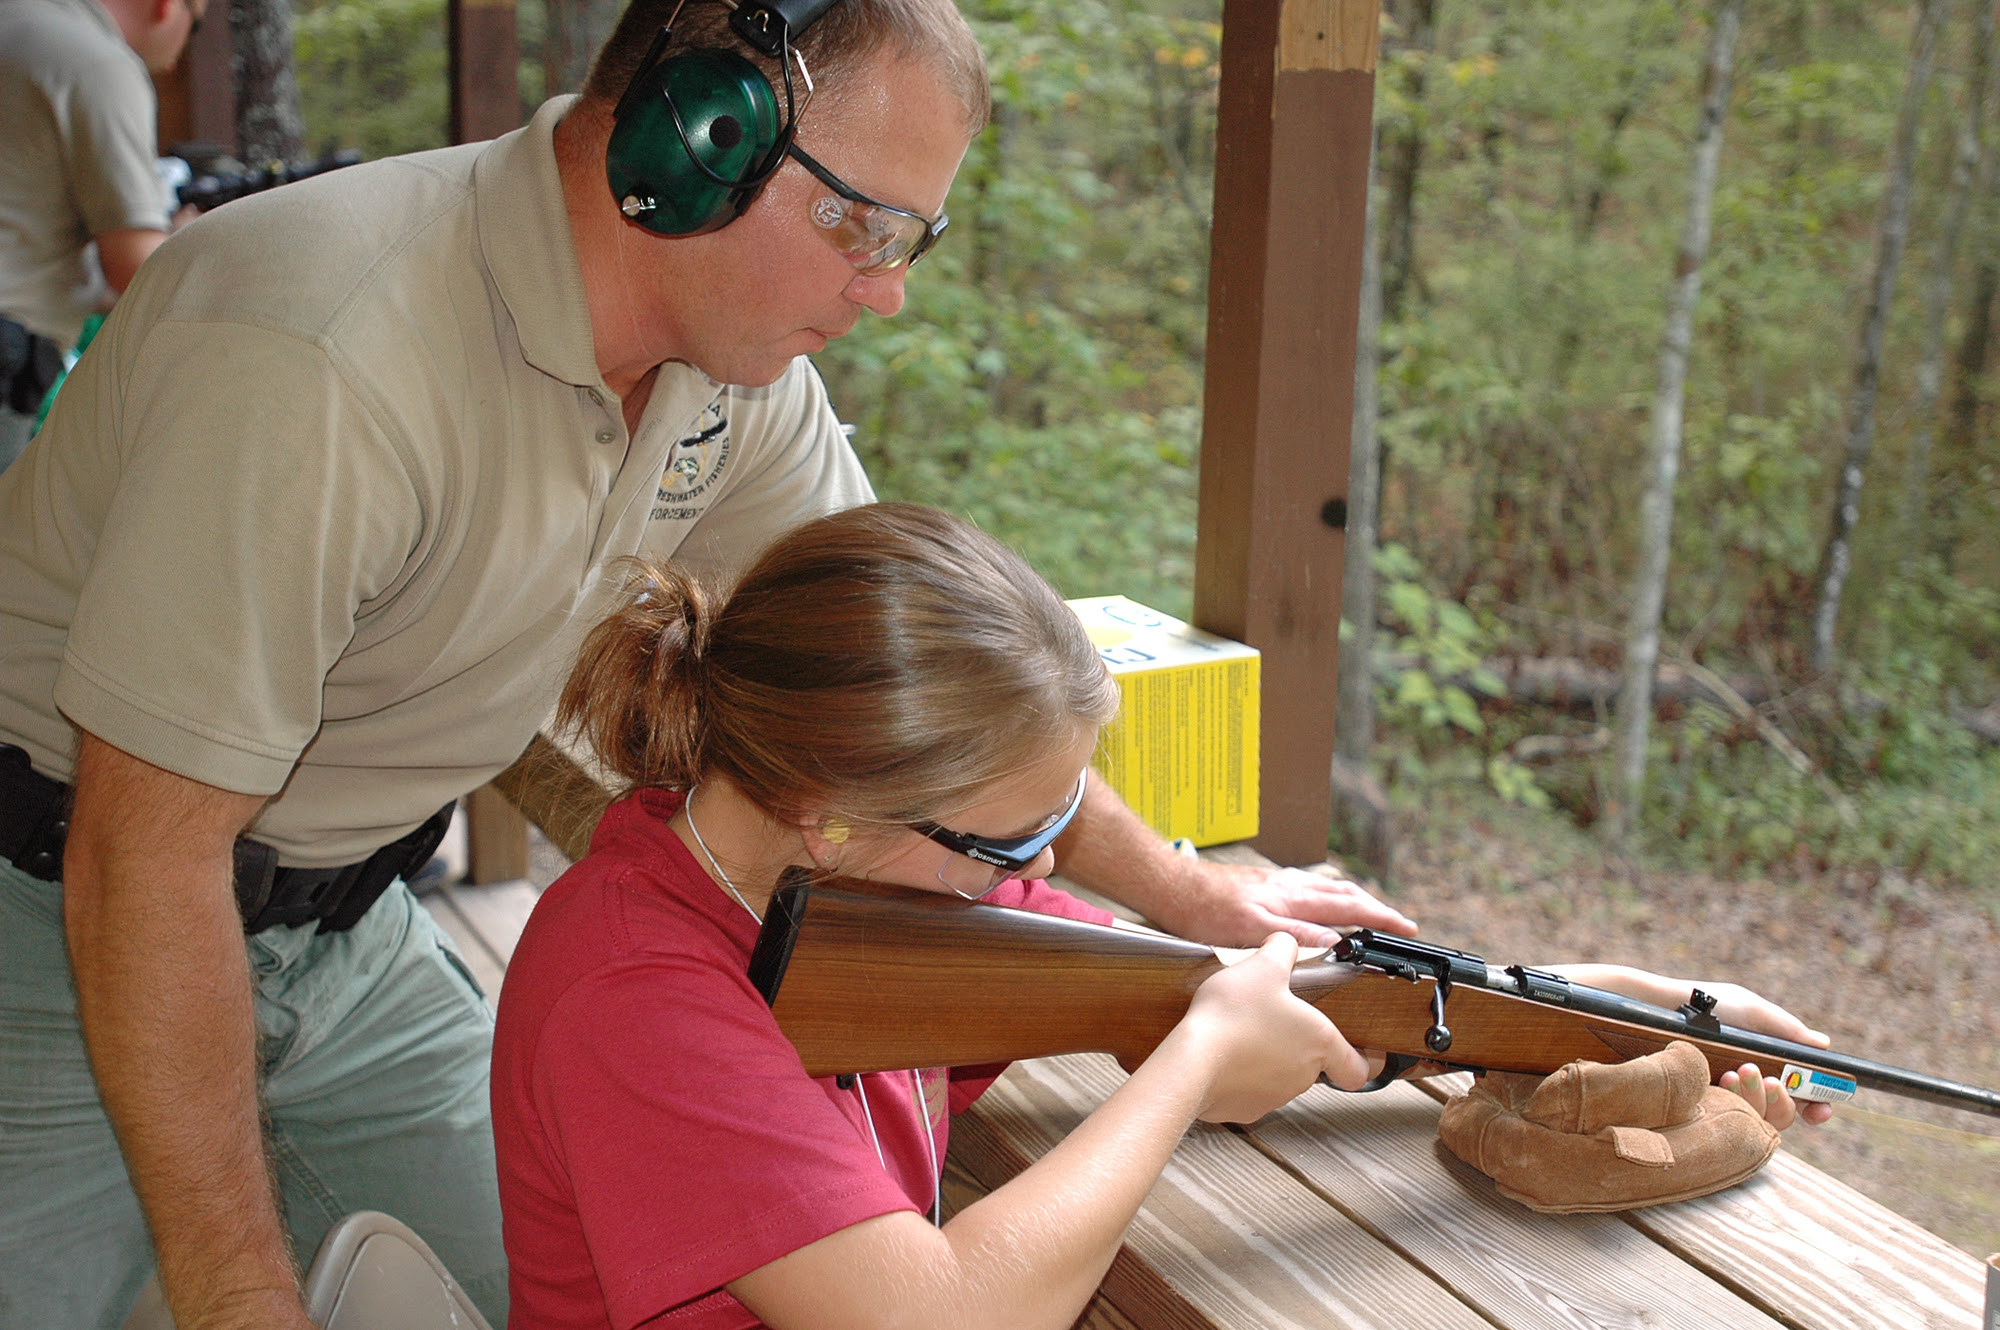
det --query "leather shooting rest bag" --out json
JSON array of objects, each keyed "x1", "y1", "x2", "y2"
[{"x1": 1436, "y1": 1039, "x2": 1780, "y2": 1213}]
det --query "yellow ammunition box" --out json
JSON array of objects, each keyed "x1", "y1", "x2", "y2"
[{"x1": 1068, "y1": 596, "x2": 1259, "y2": 847}]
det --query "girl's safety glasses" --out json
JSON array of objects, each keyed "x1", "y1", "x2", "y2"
[{"x1": 909, "y1": 770, "x2": 1087, "y2": 891}]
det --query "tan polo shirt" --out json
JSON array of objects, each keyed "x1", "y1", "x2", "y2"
[
  {"x1": 0, "y1": 96, "x2": 871, "y2": 867},
  {"x1": 0, "y1": 0, "x2": 167, "y2": 346}
]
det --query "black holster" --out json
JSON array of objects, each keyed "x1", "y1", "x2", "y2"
[{"x1": 0, "y1": 316, "x2": 63, "y2": 415}]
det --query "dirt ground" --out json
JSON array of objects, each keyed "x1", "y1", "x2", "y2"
[{"x1": 1364, "y1": 796, "x2": 2000, "y2": 1261}]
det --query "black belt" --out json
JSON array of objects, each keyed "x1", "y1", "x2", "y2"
[
  {"x1": 0, "y1": 315, "x2": 63, "y2": 415},
  {"x1": 0, "y1": 742, "x2": 453, "y2": 933}
]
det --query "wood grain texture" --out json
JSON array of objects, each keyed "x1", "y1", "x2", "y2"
[
  {"x1": 1418, "y1": 1069, "x2": 1988, "y2": 1327},
  {"x1": 466, "y1": 783, "x2": 529, "y2": 884},
  {"x1": 952, "y1": 1055, "x2": 1491, "y2": 1329},
  {"x1": 1279, "y1": 0, "x2": 1381, "y2": 73},
  {"x1": 1244, "y1": 1078, "x2": 1787, "y2": 1329},
  {"x1": 490, "y1": 734, "x2": 615, "y2": 863},
  {"x1": 448, "y1": 0, "x2": 522, "y2": 143},
  {"x1": 1628, "y1": 1151, "x2": 1983, "y2": 1330},
  {"x1": 1199, "y1": 0, "x2": 1375, "y2": 864}
]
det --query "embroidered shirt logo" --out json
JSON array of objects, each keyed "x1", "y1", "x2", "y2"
[{"x1": 652, "y1": 403, "x2": 731, "y2": 522}]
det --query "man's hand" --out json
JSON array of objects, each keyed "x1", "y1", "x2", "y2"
[
  {"x1": 65, "y1": 732, "x2": 316, "y2": 1329},
  {"x1": 1133, "y1": 859, "x2": 1417, "y2": 949},
  {"x1": 1550, "y1": 964, "x2": 1835, "y2": 1130},
  {"x1": 1051, "y1": 772, "x2": 1417, "y2": 948}
]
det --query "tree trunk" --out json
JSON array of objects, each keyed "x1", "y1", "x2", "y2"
[
  {"x1": 1947, "y1": 252, "x2": 1998, "y2": 474},
  {"x1": 1378, "y1": 0, "x2": 1437, "y2": 322},
  {"x1": 1336, "y1": 129, "x2": 1383, "y2": 775},
  {"x1": 1334, "y1": 133, "x2": 1390, "y2": 877},
  {"x1": 228, "y1": 0, "x2": 304, "y2": 164},
  {"x1": 543, "y1": 0, "x2": 625, "y2": 98},
  {"x1": 1808, "y1": 0, "x2": 1947, "y2": 675},
  {"x1": 1607, "y1": 0, "x2": 1744, "y2": 844},
  {"x1": 1901, "y1": 0, "x2": 1995, "y2": 559}
]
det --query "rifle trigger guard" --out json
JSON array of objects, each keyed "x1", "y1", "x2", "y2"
[{"x1": 1335, "y1": 1052, "x2": 1419, "y2": 1094}]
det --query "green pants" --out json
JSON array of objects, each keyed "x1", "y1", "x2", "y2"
[{"x1": 0, "y1": 858, "x2": 507, "y2": 1329}]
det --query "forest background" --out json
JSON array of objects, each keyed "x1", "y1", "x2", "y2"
[
  {"x1": 265, "y1": 0, "x2": 2000, "y2": 1250},
  {"x1": 285, "y1": 0, "x2": 2000, "y2": 890}
]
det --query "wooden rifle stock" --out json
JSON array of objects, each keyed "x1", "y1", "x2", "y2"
[{"x1": 749, "y1": 876, "x2": 2000, "y2": 1119}]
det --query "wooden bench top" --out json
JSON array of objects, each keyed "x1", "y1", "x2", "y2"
[{"x1": 449, "y1": 749, "x2": 1992, "y2": 1330}]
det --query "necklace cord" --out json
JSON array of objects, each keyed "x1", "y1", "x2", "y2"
[
  {"x1": 686, "y1": 787, "x2": 943, "y2": 1226},
  {"x1": 685, "y1": 784, "x2": 763, "y2": 924}
]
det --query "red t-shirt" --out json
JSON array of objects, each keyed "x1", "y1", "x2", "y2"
[{"x1": 491, "y1": 788, "x2": 1113, "y2": 1329}]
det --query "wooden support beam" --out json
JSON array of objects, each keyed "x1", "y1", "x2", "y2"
[
  {"x1": 1195, "y1": 0, "x2": 1378, "y2": 865},
  {"x1": 466, "y1": 782, "x2": 532, "y2": 883},
  {"x1": 153, "y1": 13, "x2": 237, "y2": 154},
  {"x1": 450, "y1": 0, "x2": 523, "y2": 145},
  {"x1": 446, "y1": 0, "x2": 527, "y2": 872}
]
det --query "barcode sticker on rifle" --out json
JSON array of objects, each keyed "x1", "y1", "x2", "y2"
[{"x1": 1782, "y1": 1065, "x2": 1858, "y2": 1104}]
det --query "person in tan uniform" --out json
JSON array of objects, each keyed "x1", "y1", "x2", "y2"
[
  {"x1": 0, "y1": 2, "x2": 1411, "y2": 1327},
  {"x1": 0, "y1": 0, "x2": 202, "y2": 473}
]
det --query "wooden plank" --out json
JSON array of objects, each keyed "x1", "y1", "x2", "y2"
[
  {"x1": 466, "y1": 782, "x2": 530, "y2": 884},
  {"x1": 1196, "y1": 0, "x2": 1377, "y2": 866},
  {"x1": 1631, "y1": 1148, "x2": 1984, "y2": 1330},
  {"x1": 1245, "y1": 1079, "x2": 1788, "y2": 1329},
  {"x1": 952, "y1": 1055, "x2": 1490, "y2": 1330},
  {"x1": 491, "y1": 734, "x2": 614, "y2": 864},
  {"x1": 1416, "y1": 1069, "x2": 1989, "y2": 1328}
]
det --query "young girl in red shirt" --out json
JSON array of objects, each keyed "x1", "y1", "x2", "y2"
[{"x1": 491, "y1": 502, "x2": 1825, "y2": 1330}]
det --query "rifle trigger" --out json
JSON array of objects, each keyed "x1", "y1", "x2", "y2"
[{"x1": 1335, "y1": 1052, "x2": 1419, "y2": 1094}]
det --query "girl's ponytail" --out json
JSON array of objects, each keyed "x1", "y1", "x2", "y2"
[{"x1": 557, "y1": 559, "x2": 711, "y2": 792}]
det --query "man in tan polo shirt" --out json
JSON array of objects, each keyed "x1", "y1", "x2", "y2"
[
  {"x1": 0, "y1": 0, "x2": 202, "y2": 473},
  {"x1": 0, "y1": 1, "x2": 1412, "y2": 1326}
]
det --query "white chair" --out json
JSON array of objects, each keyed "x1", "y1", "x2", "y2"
[
  {"x1": 118, "y1": 1211, "x2": 492, "y2": 1330},
  {"x1": 302, "y1": 1211, "x2": 494, "y2": 1330}
]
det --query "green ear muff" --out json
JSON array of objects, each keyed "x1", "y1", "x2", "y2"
[{"x1": 606, "y1": 47, "x2": 783, "y2": 236}]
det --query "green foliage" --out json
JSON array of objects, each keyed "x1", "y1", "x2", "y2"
[
  {"x1": 277, "y1": 0, "x2": 1999, "y2": 886},
  {"x1": 294, "y1": 0, "x2": 448, "y2": 158},
  {"x1": 823, "y1": 0, "x2": 1221, "y2": 616},
  {"x1": 1375, "y1": 543, "x2": 1501, "y2": 736},
  {"x1": 1370, "y1": 544, "x2": 1550, "y2": 808},
  {"x1": 292, "y1": 0, "x2": 545, "y2": 158}
]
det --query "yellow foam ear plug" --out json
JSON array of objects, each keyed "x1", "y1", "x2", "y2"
[{"x1": 822, "y1": 819, "x2": 851, "y2": 845}]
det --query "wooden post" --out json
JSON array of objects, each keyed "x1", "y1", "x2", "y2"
[
  {"x1": 153, "y1": 12, "x2": 237, "y2": 153},
  {"x1": 467, "y1": 782, "x2": 531, "y2": 884},
  {"x1": 449, "y1": 0, "x2": 524, "y2": 874},
  {"x1": 1195, "y1": 0, "x2": 1378, "y2": 865},
  {"x1": 449, "y1": 0, "x2": 523, "y2": 145}
]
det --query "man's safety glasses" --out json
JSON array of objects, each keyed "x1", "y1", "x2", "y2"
[
  {"x1": 909, "y1": 771, "x2": 1087, "y2": 891},
  {"x1": 789, "y1": 144, "x2": 949, "y2": 276}
]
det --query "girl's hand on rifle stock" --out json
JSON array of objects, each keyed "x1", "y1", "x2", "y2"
[
  {"x1": 1555, "y1": 965, "x2": 1836, "y2": 1129},
  {"x1": 1176, "y1": 934, "x2": 1370, "y2": 1123}
]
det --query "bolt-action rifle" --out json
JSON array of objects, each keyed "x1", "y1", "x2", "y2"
[{"x1": 748, "y1": 875, "x2": 2000, "y2": 1118}]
